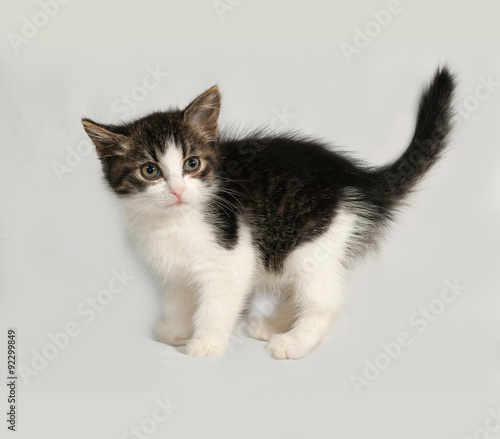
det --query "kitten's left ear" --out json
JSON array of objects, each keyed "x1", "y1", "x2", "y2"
[
  {"x1": 183, "y1": 86, "x2": 221, "y2": 141},
  {"x1": 81, "y1": 119, "x2": 128, "y2": 158}
]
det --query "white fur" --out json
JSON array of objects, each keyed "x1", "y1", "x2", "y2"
[
  {"x1": 120, "y1": 140, "x2": 256, "y2": 356},
  {"x1": 119, "y1": 139, "x2": 359, "y2": 359},
  {"x1": 161, "y1": 142, "x2": 186, "y2": 195},
  {"x1": 250, "y1": 207, "x2": 356, "y2": 359}
]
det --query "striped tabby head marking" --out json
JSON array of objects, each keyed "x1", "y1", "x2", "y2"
[{"x1": 82, "y1": 86, "x2": 221, "y2": 213}]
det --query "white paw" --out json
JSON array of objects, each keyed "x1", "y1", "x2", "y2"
[
  {"x1": 248, "y1": 319, "x2": 276, "y2": 341},
  {"x1": 186, "y1": 339, "x2": 225, "y2": 357},
  {"x1": 267, "y1": 333, "x2": 315, "y2": 360},
  {"x1": 154, "y1": 320, "x2": 192, "y2": 346}
]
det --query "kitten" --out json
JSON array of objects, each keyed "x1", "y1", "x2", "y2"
[{"x1": 82, "y1": 67, "x2": 455, "y2": 359}]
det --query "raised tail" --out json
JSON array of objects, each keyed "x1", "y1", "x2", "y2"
[{"x1": 376, "y1": 66, "x2": 456, "y2": 203}]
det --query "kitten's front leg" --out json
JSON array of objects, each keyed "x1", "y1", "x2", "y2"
[
  {"x1": 186, "y1": 268, "x2": 252, "y2": 357},
  {"x1": 155, "y1": 285, "x2": 195, "y2": 346}
]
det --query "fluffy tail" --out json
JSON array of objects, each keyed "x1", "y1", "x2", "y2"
[{"x1": 376, "y1": 66, "x2": 456, "y2": 203}]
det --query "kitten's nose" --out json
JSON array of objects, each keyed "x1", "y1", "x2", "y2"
[{"x1": 170, "y1": 187, "x2": 185, "y2": 199}]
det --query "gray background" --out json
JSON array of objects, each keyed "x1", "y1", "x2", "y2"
[{"x1": 1, "y1": 1, "x2": 499, "y2": 438}]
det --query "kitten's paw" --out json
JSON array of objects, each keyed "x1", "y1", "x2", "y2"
[
  {"x1": 267, "y1": 333, "x2": 315, "y2": 360},
  {"x1": 154, "y1": 321, "x2": 192, "y2": 347},
  {"x1": 186, "y1": 339, "x2": 225, "y2": 357},
  {"x1": 248, "y1": 319, "x2": 277, "y2": 341}
]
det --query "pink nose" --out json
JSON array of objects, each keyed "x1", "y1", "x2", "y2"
[{"x1": 171, "y1": 187, "x2": 185, "y2": 199}]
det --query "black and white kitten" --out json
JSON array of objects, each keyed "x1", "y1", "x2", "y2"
[{"x1": 82, "y1": 67, "x2": 455, "y2": 359}]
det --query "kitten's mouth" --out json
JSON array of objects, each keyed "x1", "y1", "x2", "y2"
[{"x1": 170, "y1": 199, "x2": 187, "y2": 207}]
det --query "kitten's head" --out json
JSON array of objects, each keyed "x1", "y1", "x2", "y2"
[{"x1": 82, "y1": 86, "x2": 221, "y2": 215}]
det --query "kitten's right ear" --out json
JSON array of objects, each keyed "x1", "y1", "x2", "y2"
[
  {"x1": 81, "y1": 119, "x2": 128, "y2": 158},
  {"x1": 183, "y1": 86, "x2": 221, "y2": 141}
]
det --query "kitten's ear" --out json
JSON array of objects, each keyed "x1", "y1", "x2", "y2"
[
  {"x1": 81, "y1": 119, "x2": 128, "y2": 158},
  {"x1": 183, "y1": 86, "x2": 221, "y2": 141}
]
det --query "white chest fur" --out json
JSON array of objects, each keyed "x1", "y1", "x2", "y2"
[{"x1": 120, "y1": 202, "x2": 256, "y2": 288}]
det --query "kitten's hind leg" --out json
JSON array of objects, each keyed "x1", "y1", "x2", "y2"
[
  {"x1": 248, "y1": 295, "x2": 297, "y2": 341},
  {"x1": 267, "y1": 210, "x2": 354, "y2": 359},
  {"x1": 267, "y1": 275, "x2": 342, "y2": 360}
]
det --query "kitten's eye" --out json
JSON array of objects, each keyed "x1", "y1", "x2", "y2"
[
  {"x1": 140, "y1": 163, "x2": 162, "y2": 180},
  {"x1": 183, "y1": 157, "x2": 201, "y2": 173}
]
